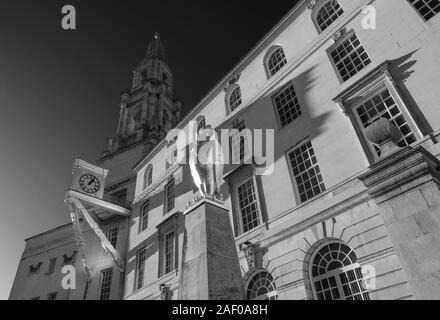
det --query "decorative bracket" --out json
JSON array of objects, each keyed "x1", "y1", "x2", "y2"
[
  {"x1": 28, "y1": 262, "x2": 43, "y2": 276},
  {"x1": 243, "y1": 241, "x2": 261, "y2": 270},
  {"x1": 160, "y1": 284, "x2": 172, "y2": 300},
  {"x1": 223, "y1": 74, "x2": 241, "y2": 92},
  {"x1": 332, "y1": 27, "x2": 347, "y2": 42},
  {"x1": 307, "y1": 0, "x2": 317, "y2": 11}
]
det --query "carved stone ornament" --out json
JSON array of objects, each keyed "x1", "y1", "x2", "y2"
[
  {"x1": 332, "y1": 27, "x2": 347, "y2": 42},
  {"x1": 28, "y1": 262, "x2": 43, "y2": 276},
  {"x1": 223, "y1": 74, "x2": 241, "y2": 92},
  {"x1": 244, "y1": 245, "x2": 256, "y2": 270},
  {"x1": 243, "y1": 242, "x2": 262, "y2": 270},
  {"x1": 63, "y1": 251, "x2": 78, "y2": 266},
  {"x1": 307, "y1": 0, "x2": 317, "y2": 11},
  {"x1": 365, "y1": 118, "x2": 404, "y2": 160},
  {"x1": 160, "y1": 284, "x2": 171, "y2": 300}
]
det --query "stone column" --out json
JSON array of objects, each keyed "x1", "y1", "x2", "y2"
[
  {"x1": 359, "y1": 118, "x2": 440, "y2": 299},
  {"x1": 178, "y1": 197, "x2": 244, "y2": 300}
]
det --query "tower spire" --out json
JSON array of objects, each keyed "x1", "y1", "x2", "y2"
[{"x1": 146, "y1": 32, "x2": 165, "y2": 60}]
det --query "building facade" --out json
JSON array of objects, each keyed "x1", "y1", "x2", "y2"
[{"x1": 10, "y1": 0, "x2": 440, "y2": 300}]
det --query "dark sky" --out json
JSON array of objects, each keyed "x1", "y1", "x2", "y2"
[{"x1": 0, "y1": 0, "x2": 297, "y2": 298}]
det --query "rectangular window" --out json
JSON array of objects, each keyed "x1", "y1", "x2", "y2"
[
  {"x1": 165, "y1": 178, "x2": 175, "y2": 213},
  {"x1": 99, "y1": 268, "x2": 113, "y2": 300},
  {"x1": 237, "y1": 178, "x2": 261, "y2": 233},
  {"x1": 288, "y1": 141, "x2": 326, "y2": 203},
  {"x1": 112, "y1": 189, "x2": 127, "y2": 207},
  {"x1": 140, "y1": 201, "x2": 150, "y2": 233},
  {"x1": 355, "y1": 88, "x2": 417, "y2": 157},
  {"x1": 47, "y1": 292, "x2": 57, "y2": 301},
  {"x1": 136, "y1": 248, "x2": 147, "y2": 290},
  {"x1": 106, "y1": 225, "x2": 119, "y2": 248},
  {"x1": 164, "y1": 231, "x2": 175, "y2": 275},
  {"x1": 329, "y1": 33, "x2": 371, "y2": 82},
  {"x1": 48, "y1": 258, "x2": 56, "y2": 274},
  {"x1": 408, "y1": 0, "x2": 440, "y2": 21},
  {"x1": 273, "y1": 84, "x2": 302, "y2": 127}
]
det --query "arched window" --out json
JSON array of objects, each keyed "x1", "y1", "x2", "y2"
[
  {"x1": 228, "y1": 86, "x2": 242, "y2": 113},
  {"x1": 265, "y1": 47, "x2": 287, "y2": 78},
  {"x1": 310, "y1": 241, "x2": 370, "y2": 300},
  {"x1": 143, "y1": 165, "x2": 153, "y2": 190},
  {"x1": 246, "y1": 271, "x2": 278, "y2": 300},
  {"x1": 315, "y1": 0, "x2": 344, "y2": 32}
]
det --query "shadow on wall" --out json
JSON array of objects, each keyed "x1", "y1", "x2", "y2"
[{"x1": 390, "y1": 50, "x2": 433, "y2": 136}]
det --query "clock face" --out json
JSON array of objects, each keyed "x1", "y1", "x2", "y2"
[{"x1": 79, "y1": 174, "x2": 101, "y2": 194}]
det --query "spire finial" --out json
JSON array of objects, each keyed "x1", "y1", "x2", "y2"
[{"x1": 146, "y1": 32, "x2": 164, "y2": 60}]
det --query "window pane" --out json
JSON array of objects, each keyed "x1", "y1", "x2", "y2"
[
  {"x1": 237, "y1": 179, "x2": 260, "y2": 233},
  {"x1": 311, "y1": 242, "x2": 370, "y2": 300},
  {"x1": 316, "y1": 0, "x2": 344, "y2": 32},
  {"x1": 267, "y1": 48, "x2": 287, "y2": 77},
  {"x1": 229, "y1": 86, "x2": 242, "y2": 112},
  {"x1": 246, "y1": 271, "x2": 278, "y2": 300},
  {"x1": 274, "y1": 84, "x2": 302, "y2": 127},
  {"x1": 99, "y1": 268, "x2": 113, "y2": 300},
  {"x1": 164, "y1": 231, "x2": 175, "y2": 274},
  {"x1": 165, "y1": 178, "x2": 175, "y2": 213},
  {"x1": 106, "y1": 226, "x2": 119, "y2": 248},
  {"x1": 355, "y1": 88, "x2": 417, "y2": 157},
  {"x1": 136, "y1": 248, "x2": 146, "y2": 290},
  {"x1": 408, "y1": 0, "x2": 440, "y2": 21},
  {"x1": 330, "y1": 33, "x2": 371, "y2": 82},
  {"x1": 289, "y1": 141, "x2": 326, "y2": 203}
]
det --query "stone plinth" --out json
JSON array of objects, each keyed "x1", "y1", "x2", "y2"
[
  {"x1": 178, "y1": 198, "x2": 244, "y2": 300},
  {"x1": 359, "y1": 146, "x2": 440, "y2": 299}
]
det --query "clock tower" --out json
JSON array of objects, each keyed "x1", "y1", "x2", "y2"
[{"x1": 101, "y1": 33, "x2": 182, "y2": 158}]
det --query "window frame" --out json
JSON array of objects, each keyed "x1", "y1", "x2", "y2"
[
  {"x1": 139, "y1": 200, "x2": 150, "y2": 233},
  {"x1": 233, "y1": 173, "x2": 265, "y2": 236},
  {"x1": 163, "y1": 230, "x2": 176, "y2": 276},
  {"x1": 309, "y1": 240, "x2": 370, "y2": 300},
  {"x1": 135, "y1": 247, "x2": 147, "y2": 291},
  {"x1": 264, "y1": 46, "x2": 288, "y2": 79},
  {"x1": 226, "y1": 84, "x2": 243, "y2": 114},
  {"x1": 99, "y1": 267, "x2": 113, "y2": 300},
  {"x1": 245, "y1": 270, "x2": 278, "y2": 300},
  {"x1": 286, "y1": 139, "x2": 326, "y2": 205},
  {"x1": 157, "y1": 217, "x2": 178, "y2": 278},
  {"x1": 111, "y1": 188, "x2": 128, "y2": 207},
  {"x1": 48, "y1": 258, "x2": 57, "y2": 274},
  {"x1": 312, "y1": 0, "x2": 345, "y2": 33},
  {"x1": 327, "y1": 30, "x2": 372, "y2": 83},
  {"x1": 333, "y1": 62, "x2": 422, "y2": 164},
  {"x1": 271, "y1": 81, "x2": 303, "y2": 129},
  {"x1": 106, "y1": 224, "x2": 119, "y2": 249},
  {"x1": 143, "y1": 165, "x2": 153, "y2": 190},
  {"x1": 164, "y1": 176, "x2": 176, "y2": 214},
  {"x1": 407, "y1": 0, "x2": 440, "y2": 21}
]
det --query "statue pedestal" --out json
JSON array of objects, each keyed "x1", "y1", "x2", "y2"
[
  {"x1": 359, "y1": 146, "x2": 440, "y2": 299},
  {"x1": 178, "y1": 198, "x2": 244, "y2": 300}
]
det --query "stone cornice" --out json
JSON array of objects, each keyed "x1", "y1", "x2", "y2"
[{"x1": 359, "y1": 146, "x2": 440, "y2": 203}]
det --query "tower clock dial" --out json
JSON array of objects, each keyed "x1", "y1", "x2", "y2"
[{"x1": 79, "y1": 174, "x2": 101, "y2": 194}]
